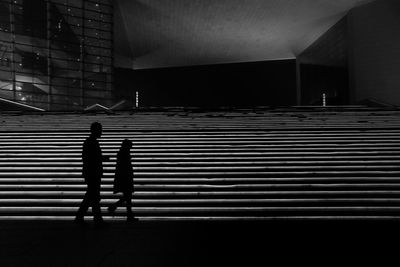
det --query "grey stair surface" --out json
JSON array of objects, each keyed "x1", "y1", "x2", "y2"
[{"x1": 1, "y1": 108, "x2": 400, "y2": 221}]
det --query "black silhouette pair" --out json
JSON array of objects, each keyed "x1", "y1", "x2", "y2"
[{"x1": 74, "y1": 122, "x2": 136, "y2": 224}]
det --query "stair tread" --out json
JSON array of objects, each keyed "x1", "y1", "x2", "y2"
[{"x1": 2, "y1": 109, "x2": 400, "y2": 220}]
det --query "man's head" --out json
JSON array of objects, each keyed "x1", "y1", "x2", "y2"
[{"x1": 90, "y1": 122, "x2": 102, "y2": 138}]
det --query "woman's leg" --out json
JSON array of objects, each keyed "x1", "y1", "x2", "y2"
[
  {"x1": 108, "y1": 195, "x2": 125, "y2": 214},
  {"x1": 124, "y1": 192, "x2": 134, "y2": 219}
]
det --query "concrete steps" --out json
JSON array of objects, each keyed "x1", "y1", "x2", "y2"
[{"x1": 1, "y1": 108, "x2": 400, "y2": 220}]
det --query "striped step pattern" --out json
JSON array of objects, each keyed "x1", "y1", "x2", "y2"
[{"x1": 1, "y1": 108, "x2": 400, "y2": 220}]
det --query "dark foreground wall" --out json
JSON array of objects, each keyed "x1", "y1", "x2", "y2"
[
  {"x1": 115, "y1": 60, "x2": 296, "y2": 107},
  {"x1": 348, "y1": 0, "x2": 400, "y2": 105},
  {"x1": 0, "y1": 221, "x2": 399, "y2": 267}
]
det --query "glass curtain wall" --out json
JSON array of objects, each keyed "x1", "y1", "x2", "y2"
[{"x1": 0, "y1": 0, "x2": 113, "y2": 110}]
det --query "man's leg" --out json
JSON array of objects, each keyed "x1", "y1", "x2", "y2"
[
  {"x1": 75, "y1": 191, "x2": 90, "y2": 222},
  {"x1": 90, "y1": 188, "x2": 103, "y2": 223}
]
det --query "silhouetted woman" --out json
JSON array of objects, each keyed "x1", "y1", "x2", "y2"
[{"x1": 108, "y1": 139, "x2": 136, "y2": 221}]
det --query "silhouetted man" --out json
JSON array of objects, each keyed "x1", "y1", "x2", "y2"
[{"x1": 75, "y1": 122, "x2": 108, "y2": 224}]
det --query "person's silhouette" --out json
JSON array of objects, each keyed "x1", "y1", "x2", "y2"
[
  {"x1": 75, "y1": 122, "x2": 109, "y2": 224},
  {"x1": 108, "y1": 139, "x2": 137, "y2": 222}
]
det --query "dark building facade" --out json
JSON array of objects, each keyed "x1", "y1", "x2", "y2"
[{"x1": 0, "y1": 0, "x2": 113, "y2": 110}]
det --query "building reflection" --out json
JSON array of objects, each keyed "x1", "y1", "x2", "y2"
[{"x1": 0, "y1": 0, "x2": 113, "y2": 110}]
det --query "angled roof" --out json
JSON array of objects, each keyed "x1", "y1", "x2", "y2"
[{"x1": 115, "y1": 0, "x2": 373, "y2": 69}]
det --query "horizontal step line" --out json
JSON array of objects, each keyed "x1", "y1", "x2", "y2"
[
  {"x1": 1, "y1": 146, "x2": 400, "y2": 151},
  {"x1": 1, "y1": 145, "x2": 400, "y2": 150},
  {"x1": 0, "y1": 190, "x2": 400, "y2": 197},
  {"x1": 0, "y1": 216, "x2": 400, "y2": 221},
  {"x1": 1, "y1": 154, "x2": 400, "y2": 158},
  {"x1": 2, "y1": 132, "x2": 400, "y2": 137},
  {"x1": 0, "y1": 215, "x2": 400, "y2": 223},
  {"x1": 1, "y1": 160, "x2": 400, "y2": 166},
  {"x1": 2, "y1": 198, "x2": 400, "y2": 203},
  {"x1": 0, "y1": 173, "x2": 400, "y2": 179},
  {"x1": 0, "y1": 177, "x2": 399, "y2": 182},
  {"x1": 1, "y1": 206, "x2": 400, "y2": 212},
  {"x1": 0, "y1": 198, "x2": 400, "y2": 204},
  {"x1": 17, "y1": 138, "x2": 395, "y2": 142},
  {"x1": 1, "y1": 156, "x2": 400, "y2": 161},
  {"x1": 1, "y1": 165, "x2": 400, "y2": 171},
  {"x1": 2, "y1": 183, "x2": 400, "y2": 189},
  {"x1": 2, "y1": 139, "x2": 400, "y2": 144}
]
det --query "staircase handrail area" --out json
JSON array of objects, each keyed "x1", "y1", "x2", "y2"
[{"x1": 0, "y1": 97, "x2": 46, "y2": 112}]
